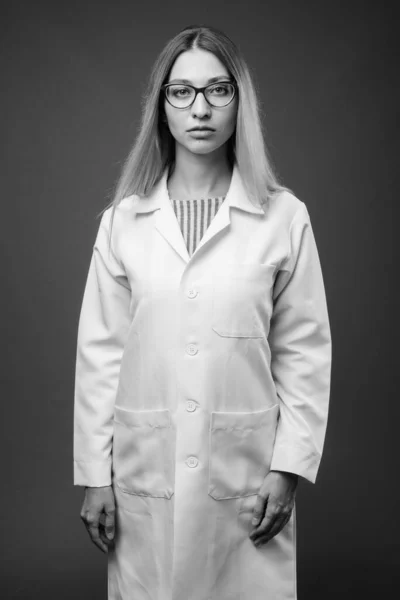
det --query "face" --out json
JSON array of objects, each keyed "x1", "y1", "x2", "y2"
[{"x1": 163, "y1": 48, "x2": 238, "y2": 156}]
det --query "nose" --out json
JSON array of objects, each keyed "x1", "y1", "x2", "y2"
[{"x1": 190, "y1": 91, "x2": 212, "y2": 117}]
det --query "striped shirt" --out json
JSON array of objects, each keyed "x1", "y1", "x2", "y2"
[{"x1": 170, "y1": 196, "x2": 226, "y2": 256}]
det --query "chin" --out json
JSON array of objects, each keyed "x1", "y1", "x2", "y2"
[
  {"x1": 187, "y1": 139, "x2": 227, "y2": 155},
  {"x1": 177, "y1": 140, "x2": 215, "y2": 154},
  {"x1": 190, "y1": 146, "x2": 218, "y2": 155}
]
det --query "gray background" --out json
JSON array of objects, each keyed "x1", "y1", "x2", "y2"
[{"x1": 2, "y1": 0, "x2": 398, "y2": 598}]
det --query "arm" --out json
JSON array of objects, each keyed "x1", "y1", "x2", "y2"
[
  {"x1": 73, "y1": 207, "x2": 132, "y2": 487},
  {"x1": 250, "y1": 201, "x2": 332, "y2": 546},
  {"x1": 268, "y1": 201, "x2": 332, "y2": 483}
]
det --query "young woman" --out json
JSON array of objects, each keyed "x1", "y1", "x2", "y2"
[{"x1": 74, "y1": 24, "x2": 332, "y2": 600}]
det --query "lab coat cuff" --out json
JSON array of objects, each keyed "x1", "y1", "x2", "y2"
[
  {"x1": 73, "y1": 459, "x2": 112, "y2": 487},
  {"x1": 270, "y1": 443, "x2": 321, "y2": 484}
]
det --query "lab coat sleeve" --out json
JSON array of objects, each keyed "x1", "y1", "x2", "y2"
[
  {"x1": 269, "y1": 202, "x2": 332, "y2": 484},
  {"x1": 73, "y1": 208, "x2": 131, "y2": 487}
]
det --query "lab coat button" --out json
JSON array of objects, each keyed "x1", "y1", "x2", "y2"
[
  {"x1": 186, "y1": 456, "x2": 199, "y2": 468},
  {"x1": 186, "y1": 343, "x2": 198, "y2": 355},
  {"x1": 187, "y1": 288, "x2": 198, "y2": 298},
  {"x1": 186, "y1": 400, "x2": 196, "y2": 412}
]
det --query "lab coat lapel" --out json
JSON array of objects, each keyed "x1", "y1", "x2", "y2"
[
  {"x1": 133, "y1": 164, "x2": 265, "y2": 263},
  {"x1": 154, "y1": 191, "x2": 191, "y2": 264},
  {"x1": 194, "y1": 164, "x2": 264, "y2": 255},
  {"x1": 134, "y1": 172, "x2": 190, "y2": 263}
]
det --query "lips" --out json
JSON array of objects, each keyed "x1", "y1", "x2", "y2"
[{"x1": 188, "y1": 128, "x2": 215, "y2": 132}]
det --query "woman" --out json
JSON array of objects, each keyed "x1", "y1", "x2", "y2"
[{"x1": 74, "y1": 24, "x2": 332, "y2": 600}]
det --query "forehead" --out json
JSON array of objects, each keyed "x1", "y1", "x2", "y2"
[{"x1": 168, "y1": 49, "x2": 229, "y2": 85}]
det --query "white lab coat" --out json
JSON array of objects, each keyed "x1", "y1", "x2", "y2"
[{"x1": 74, "y1": 164, "x2": 332, "y2": 600}]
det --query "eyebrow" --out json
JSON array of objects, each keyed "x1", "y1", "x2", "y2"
[{"x1": 167, "y1": 75, "x2": 232, "y2": 85}]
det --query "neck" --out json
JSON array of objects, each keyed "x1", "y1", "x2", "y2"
[{"x1": 167, "y1": 144, "x2": 232, "y2": 200}]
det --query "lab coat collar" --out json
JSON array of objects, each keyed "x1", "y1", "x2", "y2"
[
  {"x1": 133, "y1": 163, "x2": 265, "y2": 263},
  {"x1": 133, "y1": 163, "x2": 265, "y2": 215}
]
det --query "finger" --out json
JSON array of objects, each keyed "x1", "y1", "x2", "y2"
[
  {"x1": 99, "y1": 526, "x2": 114, "y2": 547},
  {"x1": 250, "y1": 503, "x2": 277, "y2": 543},
  {"x1": 256, "y1": 515, "x2": 286, "y2": 545},
  {"x1": 280, "y1": 511, "x2": 292, "y2": 532},
  {"x1": 255, "y1": 510, "x2": 292, "y2": 546},
  {"x1": 105, "y1": 510, "x2": 115, "y2": 540},
  {"x1": 251, "y1": 493, "x2": 268, "y2": 528},
  {"x1": 88, "y1": 523, "x2": 108, "y2": 553},
  {"x1": 98, "y1": 512, "x2": 115, "y2": 546},
  {"x1": 83, "y1": 512, "x2": 108, "y2": 553}
]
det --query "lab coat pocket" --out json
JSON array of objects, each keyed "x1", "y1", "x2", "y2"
[
  {"x1": 208, "y1": 404, "x2": 279, "y2": 500},
  {"x1": 211, "y1": 263, "x2": 276, "y2": 338},
  {"x1": 112, "y1": 406, "x2": 174, "y2": 499}
]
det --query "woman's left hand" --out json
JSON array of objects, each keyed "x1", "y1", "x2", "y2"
[{"x1": 249, "y1": 470, "x2": 298, "y2": 547}]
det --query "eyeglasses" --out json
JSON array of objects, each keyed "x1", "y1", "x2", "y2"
[{"x1": 161, "y1": 81, "x2": 237, "y2": 109}]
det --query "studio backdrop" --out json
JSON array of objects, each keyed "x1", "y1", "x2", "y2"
[{"x1": 1, "y1": 1, "x2": 398, "y2": 598}]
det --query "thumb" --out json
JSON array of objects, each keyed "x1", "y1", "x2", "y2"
[
  {"x1": 105, "y1": 511, "x2": 115, "y2": 540},
  {"x1": 251, "y1": 494, "x2": 267, "y2": 526}
]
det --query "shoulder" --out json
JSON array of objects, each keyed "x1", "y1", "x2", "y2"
[
  {"x1": 98, "y1": 194, "x2": 141, "y2": 231},
  {"x1": 267, "y1": 189, "x2": 309, "y2": 229},
  {"x1": 92, "y1": 196, "x2": 140, "y2": 255}
]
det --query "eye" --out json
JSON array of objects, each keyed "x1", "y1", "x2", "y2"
[
  {"x1": 208, "y1": 83, "x2": 231, "y2": 96},
  {"x1": 171, "y1": 86, "x2": 191, "y2": 97}
]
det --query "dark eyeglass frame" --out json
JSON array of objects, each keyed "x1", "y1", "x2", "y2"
[{"x1": 161, "y1": 81, "x2": 238, "y2": 109}]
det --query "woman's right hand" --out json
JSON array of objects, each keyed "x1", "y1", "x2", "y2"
[{"x1": 80, "y1": 485, "x2": 116, "y2": 553}]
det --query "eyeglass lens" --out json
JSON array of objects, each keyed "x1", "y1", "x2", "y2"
[{"x1": 165, "y1": 83, "x2": 235, "y2": 108}]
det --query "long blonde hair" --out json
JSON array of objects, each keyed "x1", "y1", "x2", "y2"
[{"x1": 102, "y1": 24, "x2": 291, "y2": 243}]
